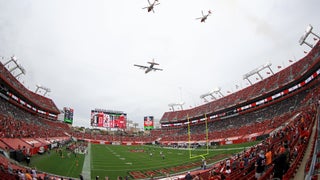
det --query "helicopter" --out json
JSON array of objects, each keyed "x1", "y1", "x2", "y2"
[
  {"x1": 142, "y1": 0, "x2": 160, "y2": 13},
  {"x1": 196, "y1": 10, "x2": 212, "y2": 22}
]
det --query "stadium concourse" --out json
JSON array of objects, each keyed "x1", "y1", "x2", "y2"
[{"x1": 1, "y1": 44, "x2": 320, "y2": 179}]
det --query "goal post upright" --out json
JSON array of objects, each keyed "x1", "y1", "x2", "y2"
[
  {"x1": 187, "y1": 114, "x2": 192, "y2": 158},
  {"x1": 187, "y1": 113, "x2": 209, "y2": 160},
  {"x1": 205, "y1": 113, "x2": 209, "y2": 155}
]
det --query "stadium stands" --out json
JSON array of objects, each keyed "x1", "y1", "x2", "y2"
[
  {"x1": 0, "y1": 62, "x2": 60, "y2": 117},
  {"x1": 160, "y1": 42, "x2": 320, "y2": 125},
  {"x1": 0, "y1": 41, "x2": 320, "y2": 179}
]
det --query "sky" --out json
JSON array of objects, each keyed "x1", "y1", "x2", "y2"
[{"x1": 0, "y1": 0, "x2": 319, "y2": 129}]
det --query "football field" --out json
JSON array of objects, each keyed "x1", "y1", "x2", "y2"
[
  {"x1": 28, "y1": 141, "x2": 258, "y2": 179},
  {"x1": 90, "y1": 144, "x2": 208, "y2": 179}
]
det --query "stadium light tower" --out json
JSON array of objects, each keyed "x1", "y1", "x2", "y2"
[
  {"x1": 133, "y1": 123, "x2": 139, "y2": 132},
  {"x1": 299, "y1": 24, "x2": 320, "y2": 48},
  {"x1": 214, "y1": 87, "x2": 224, "y2": 97},
  {"x1": 126, "y1": 120, "x2": 133, "y2": 131},
  {"x1": 3, "y1": 55, "x2": 27, "y2": 78},
  {"x1": 243, "y1": 62, "x2": 273, "y2": 85},
  {"x1": 14, "y1": 65, "x2": 26, "y2": 78},
  {"x1": 35, "y1": 84, "x2": 51, "y2": 96},
  {"x1": 200, "y1": 87, "x2": 223, "y2": 102},
  {"x1": 3, "y1": 55, "x2": 17, "y2": 66},
  {"x1": 168, "y1": 102, "x2": 185, "y2": 111},
  {"x1": 200, "y1": 92, "x2": 215, "y2": 102}
]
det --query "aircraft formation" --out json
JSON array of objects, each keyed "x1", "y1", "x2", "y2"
[
  {"x1": 142, "y1": 0, "x2": 212, "y2": 23},
  {"x1": 136, "y1": 0, "x2": 212, "y2": 73}
]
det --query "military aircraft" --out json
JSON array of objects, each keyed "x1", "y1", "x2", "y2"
[
  {"x1": 142, "y1": 0, "x2": 160, "y2": 13},
  {"x1": 196, "y1": 10, "x2": 212, "y2": 22},
  {"x1": 134, "y1": 59, "x2": 163, "y2": 73}
]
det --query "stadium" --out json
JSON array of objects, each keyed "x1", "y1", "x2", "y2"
[
  {"x1": 1, "y1": 28, "x2": 320, "y2": 179},
  {"x1": 1, "y1": 1, "x2": 320, "y2": 180}
]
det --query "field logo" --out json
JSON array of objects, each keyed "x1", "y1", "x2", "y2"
[{"x1": 187, "y1": 114, "x2": 209, "y2": 160}]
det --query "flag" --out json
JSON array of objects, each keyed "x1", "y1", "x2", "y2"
[
  {"x1": 266, "y1": 72, "x2": 271, "y2": 74},
  {"x1": 289, "y1": 60, "x2": 293, "y2": 62},
  {"x1": 235, "y1": 84, "x2": 239, "y2": 89},
  {"x1": 304, "y1": 51, "x2": 308, "y2": 54},
  {"x1": 314, "y1": 38, "x2": 318, "y2": 41},
  {"x1": 227, "y1": 91, "x2": 231, "y2": 93},
  {"x1": 277, "y1": 65, "x2": 282, "y2": 69},
  {"x1": 256, "y1": 77, "x2": 259, "y2": 80}
]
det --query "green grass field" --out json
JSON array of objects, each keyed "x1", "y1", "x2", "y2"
[
  {"x1": 26, "y1": 141, "x2": 259, "y2": 180},
  {"x1": 25, "y1": 149, "x2": 85, "y2": 178}
]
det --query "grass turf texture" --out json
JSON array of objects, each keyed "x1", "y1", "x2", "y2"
[
  {"x1": 28, "y1": 141, "x2": 258, "y2": 179},
  {"x1": 24, "y1": 149, "x2": 85, "y2": 178}
]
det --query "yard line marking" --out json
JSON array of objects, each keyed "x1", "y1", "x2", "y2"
[{"x1": 81, "y1": 143, "x2": 91, "y2": 180}]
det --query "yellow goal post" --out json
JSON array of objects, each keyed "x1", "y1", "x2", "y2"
[{"x1": 187, "y1": 114, "x2": 209, "y2": 160}]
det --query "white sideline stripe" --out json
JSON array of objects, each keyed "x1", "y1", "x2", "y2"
[{"x1": 81, "y1": 143, "x2": 91, "y2": 180}]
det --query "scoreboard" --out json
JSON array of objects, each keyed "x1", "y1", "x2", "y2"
[
  {"x1": 63, "y1": 107, "x2": 74, "y2": 124},
  {"x1": 144, "y1": 116, "x2": 154, "y2": 130},
  {"x1": 91, "y1": 109, "x2": 126, "y2": 129}
]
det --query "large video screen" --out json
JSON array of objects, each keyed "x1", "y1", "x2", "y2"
[
  {"x1": 63, "y1": 107, "x2": 74, "y2": 124},
  {"x1": 91, "y1": 109, "x2": 126, "y2": 129},
  {"x1": 144, "y1": 116, "x2": 154, "y2": 130}
]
